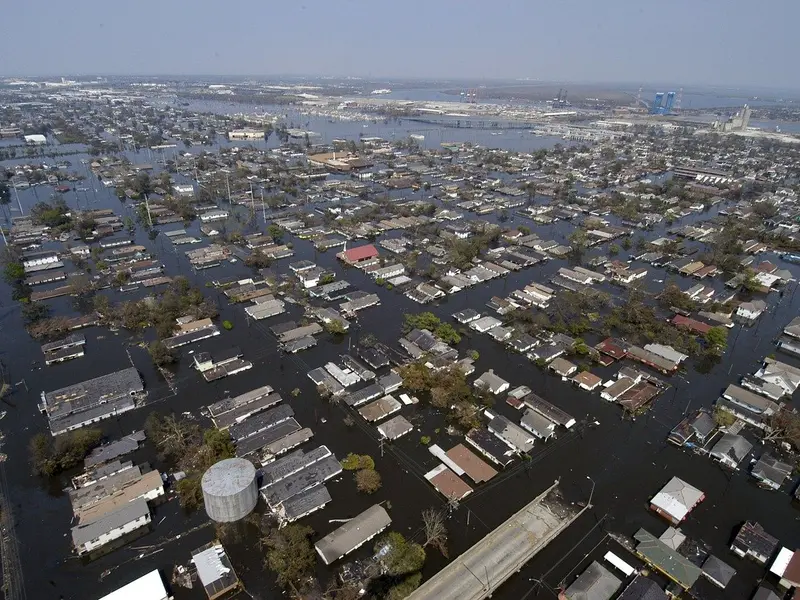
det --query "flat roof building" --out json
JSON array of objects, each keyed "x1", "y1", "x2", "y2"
[
  {"x1": 98, "y1": 570, "x2": 168, "y2": 600},
  {"x1": 191, "y1": 542, "x2": 240, "y2": 599}
]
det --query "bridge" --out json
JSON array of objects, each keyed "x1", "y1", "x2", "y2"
[{"x1": 407, "y1": 481, "x2": 585, "y2": 600}]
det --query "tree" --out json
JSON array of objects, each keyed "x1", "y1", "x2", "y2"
[
  {"x1": 148, "y1": 340, "x2": 176, "y2": 367},
  {"x1": 434, "y1": 322, "x2": 461, "y2": 345},
  {"x1": 705, "y1": 326, "x2": 728, "y2": 353},
  {"x1": 3, "y1": 261, "x2": 25, "y2": 283},
  {"x1": 341, "y1": 453, "x2": 375, "y2": 471},
  {"x1": 22, "y1": 301, "x2": 50, "y2": 324},
  {"x1": 422, "y1": 508, "x2": 448, "y2": 557},
  {"x1": 568, "y1": 229, "x2": 588, "y2": 260},
  {"x1": 325, "y1": 319, "x2": 347, "y2": 335},
  {"x1": 386, "y1": 574, "x2": 423, "y2": 600},
  {"x1": 377, "y1": 532, "x2": 426, "y2": 577},
  {"x1": 763, "y1": 410, "x2": 800, "y2": 448},
  {"x1": 29, "y1": 428, "x2": 103, "y2": 476},
  {"x1": 355, "y1": 468, "x2": 382, "y2": 494},
  {"x1": 262, "y1": 524, "x2": 317, "y2": 588},
  {"x1": 267, "y1": 223, "x2": 284, "y2": 243}
]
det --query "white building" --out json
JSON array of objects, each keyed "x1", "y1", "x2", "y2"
[
  {"x1": 199, "y1": 210, "x2": 229, "y2": 223},
  {"x1": 24, "y1": 134, "x2": 47, "y2": 145},
  {"x1": 22, "y1": 250, "x2": 60, "y2": 270},
  {"x1": 72, "y1": 498, "x2": 151, "y2": 555},
  {"x1": 228, "y1": 129, "x2": 264, "y2": 141},
  {"x1": 99, "y1": 569, "x2": 169, "y2": 600}
]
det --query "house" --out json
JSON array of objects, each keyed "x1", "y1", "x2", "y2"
[
  {"x1": 737, "y1": 300, "x2": 768, "y2": 320},
  {"x1": 783, "y1": 316, "x2": 800, "y2": 339},
  {"x1": 633, "y1": 529, "x2": 702, "y2": 590},
  {"x1": 754, "y1": 358, "x2": 800, "y2": 397},
  {"x1": 701, "y1": 555, "x2": 736, "y2": 589},
  {"x1": 731, "y1": 521, "x2": 779, "y2": 564},
  {"x1": 723, "y1": 384, "x2": 779, "y2": 414},
  {"x1": 709, "y1": 432, "x2": 752, "y2": 469},
  {"x1": 337, "y1": 244, "x2": 379, "y2": 265},
  {"x1": 751, "y1": 454, "x2": 793, "y2": 490},
  {"x1": 600, "y1": 376, "x2": 637, "y2": 402},
  {"x1": 752, "y1": 587, "x2": 781, "y2": 600},
  {"x1": 668, "y1": 411, "x2": 716, "y2": 447},
  {"x1": 470, "y1": 316, "x2": 502, "y2": 333},
  {"x1": 520, "y1": 409, "x2": 556, "y2": 441},
  {"x1": 562, "y1": 561, "x2": 621, "y2": 600},
  {"x1": 649, "y1": 477, "x2": 704, "y2": 524},
  {"x1": 769, "y1": 548, "x2": 800, "y2": 589},
  {"x1": 644, "y1": 344, "x2": 688, "y2": 364},
  {"x1": 191, "y1": 542, "x2": 240, "y2": 600},
  {"x1": 486, "y1": 411, "x2": 535, "y2": 453},
  {"x1": 72, "y1": 497, "x2": 151, "y2": 555},
  {"x1": 616, "y1": 576, "x2": 668, "y2": 600},
  {"x1": 572, "y1": 371, "x2": 602, "y2": 391},
  {"x1": 474, "y1": 370, "x2": 509, "y2": 395},
  {"x1": 549, "y1": 357, "x2": 577, "y2": 377}
]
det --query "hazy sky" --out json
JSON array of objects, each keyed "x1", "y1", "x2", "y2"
[{"x1": 2, "y1": 0, "x2": 797, "y2": 88}]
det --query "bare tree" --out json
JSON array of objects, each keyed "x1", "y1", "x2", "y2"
[
  {"x1": 422, "y1": 508, "x2": 449, "y2": 557},
  {"x1": 763, "y1": 409, "x2": 800, "y2": 448}
]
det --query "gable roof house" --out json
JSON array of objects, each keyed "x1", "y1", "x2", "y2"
[
  {"x1": 754, "y1": 358, "x2": 800, "y2": 397},
  {"x1": 751, "y1": 454, "x2": 793, "y2": 490},
  {"x1": 562, "y1": 561, "x2": 621, "y2": 600},
  {"x1": 731, "y1": 521, "x2": 779, "y2": 565},
  {"x1": 709, "y1": 432, "x2": 753, "y2": 469},
  {"x1": 474, "y1": 370, "x2": 510, "y2": 395}
]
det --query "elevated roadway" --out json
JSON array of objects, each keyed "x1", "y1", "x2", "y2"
[{"x1": 407, "y1": 481, "x2": 584, "y2": 600}]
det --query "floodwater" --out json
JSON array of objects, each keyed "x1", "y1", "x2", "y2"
[{"x1": 2, "y1": 131, "x2": 800, "y2": 600}]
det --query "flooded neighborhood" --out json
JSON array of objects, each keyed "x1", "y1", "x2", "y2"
[{"x1": 1, "y1": 72, "x2": 800, "y2": 600}]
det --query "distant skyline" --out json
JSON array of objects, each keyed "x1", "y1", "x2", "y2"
[{"x1": 2, "y1": 0, "x2": 798, "y2": 89}]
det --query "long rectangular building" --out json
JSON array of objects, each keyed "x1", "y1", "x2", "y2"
[
  {"x1": 315, "y1": 505, "x2": 392, "y2": 565},
  {"x1": 41, "y1": 367, "x2": 144, "y2": 435}
]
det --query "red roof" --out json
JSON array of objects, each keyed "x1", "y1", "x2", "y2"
[
  {"x1": 342, "y1": 244, "x2": 378, "y2": 263},
  {"x1": 595, "y1": 338, "x2": 627, "y2": 360},
  {"x1": 672, "y1": 315, "x2": 711, "y2": 335}
]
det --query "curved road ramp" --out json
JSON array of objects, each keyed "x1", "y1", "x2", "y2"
[{"x1": 407, "y1": 481, "x2": 584, "y2": 600}]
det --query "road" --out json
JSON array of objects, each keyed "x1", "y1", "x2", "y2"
[{"x1": 407, "y1": 481, "x2": 584, "y2": 600}]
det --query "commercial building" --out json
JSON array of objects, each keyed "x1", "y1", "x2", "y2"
[{"x1": 98, "y1": 569, "x2": 169, "y2": 600}]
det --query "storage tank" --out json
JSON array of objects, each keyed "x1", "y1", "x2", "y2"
[{"x1": 201, "y1": 457, "x2": 258, "y2": 522}]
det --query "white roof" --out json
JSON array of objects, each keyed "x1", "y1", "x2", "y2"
[
  {"x1": 770, "y1": 547, "x2": 795, "y2": 577},
  {"x1": 98, "y1": 570, "x2": 168, "y2": 600},
  {"x1": 650, "y1": 476, "x2": 704, "y2": 522}
]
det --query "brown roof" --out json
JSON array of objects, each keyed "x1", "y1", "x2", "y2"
[
  {"x1": 429, "y1": 467, "x2": 473, "y2": 500},
  {"x1": 445, "y1": 444, "x2": 497, "y2": 483},
  {"x1": 596, "y1": 338, "x2": 626, "y2": 359},
  {"x1": 784, "y1": 552, "x2": 800, "y2": 585},
  {"x1": 573, "y1": 371, "x2": 602, "y2": 387},
  {"x1": 618, "y1": 381, "x2": 659, "y2": 411}
]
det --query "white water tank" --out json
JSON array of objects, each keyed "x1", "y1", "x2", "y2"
[{"x1": 201, "y1": 457, "x2": 257, "y2": 522}]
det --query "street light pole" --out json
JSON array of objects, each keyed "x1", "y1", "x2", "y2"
[{"x1": 586, "y1": 476, "x2": 595, "y2": 509}]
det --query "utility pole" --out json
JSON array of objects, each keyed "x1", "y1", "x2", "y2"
[
  {"x1": 12, "y1": 182, "x2": 22, "y2": 215},
  {"x1": 144, "y1": 193, "x2": 153, "y2": 228}
]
